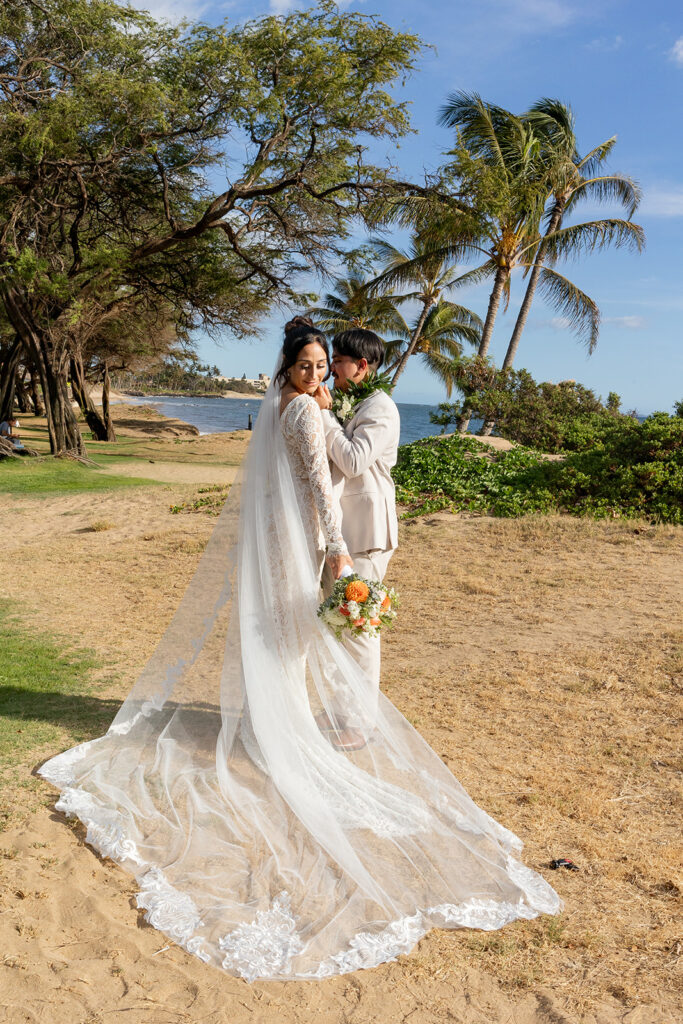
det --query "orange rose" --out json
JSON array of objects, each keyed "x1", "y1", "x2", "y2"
[
  {"x1": 339, "y1": 604, "x2": 351, "y2": 617},
  {"x1": 345, "y1": 580, "x2": 370, "y2": 603},
  {"x1": 369, "y1": 618, "x2": 381, "y2": 626},
  {"x1": 352, "y1": 618, "x2": 366, "y2": 627},
  {"x1": 380, "y1": 595, "x2": 391, "y2": 610}
]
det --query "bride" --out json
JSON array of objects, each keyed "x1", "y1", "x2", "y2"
[{"x1": 39, "y1": 317, "x2": 561, "y2": 981}]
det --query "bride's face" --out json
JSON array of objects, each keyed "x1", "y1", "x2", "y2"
[{"x1": 288, "y1": 342, "x2": 328, "y2": 393}]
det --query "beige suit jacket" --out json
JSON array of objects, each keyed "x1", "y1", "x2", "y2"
[{"x1": 323, "y1": 391, "x2": 400, "y2": 555}]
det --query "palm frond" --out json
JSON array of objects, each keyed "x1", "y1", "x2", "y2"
[
  {"x1": 418, "y1": 334, "x2": 464, "y2": 358},
  {"x1": 543, "y1": 218, "x2": 645, "y2": 262},
  {"x1": 307, "y1": 275, "x2": 410, "y2": 337},
  {"x1": 567, "y1": 174, "x2": 641, "y2": 218},
  {"x1": 577, "y1": 136, "x2": 618, "y2": 176},
  {"x1": 417, "y1": 299, "x2": 482, "y2": 350},
  {"x1": 439, "y1": 260, "x2": 497, "y2": 290},
  {"x1": 437, "y1": 300, "x2": 484, "y2": 330},
  {"x1": 372, "y1": 192, "x2": 469, "y2": 232},
  {"x1": 366, "y1": 231, "x2": 472, "y2": 298},
  {"x1": 419, "y1": 350, "x2": 462, "y2": 398},
  {"x1": 383, "y1": 338, "x2": 406, "y2": 362},
  {"x1": 537, "y1": 267, "x2": 600, "y2": 352},
  {"x1": 524, "y1": 98, "x2": 576, "y2": 145},
  {"x1": 438, "y1": 91, "x2": 510, "y2": 175}
]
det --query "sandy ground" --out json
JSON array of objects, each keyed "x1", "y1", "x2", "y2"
[{"x1": 0, "y1": 409, "x2": 681, "y2": 1024}]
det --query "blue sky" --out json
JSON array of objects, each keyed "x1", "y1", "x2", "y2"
[{"x1": 135, "y1": 1, "x2": 682, "y2": 413}]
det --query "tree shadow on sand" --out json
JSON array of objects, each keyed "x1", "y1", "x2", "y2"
[{"x1": 0, "y1": 686, "x2": 122, "y2": 746}]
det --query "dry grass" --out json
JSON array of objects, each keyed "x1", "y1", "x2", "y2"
[
  {"x1": 384, "y1": 514, "x2": 683, "y2": 1013},
  {"x1": 87, "y1": 519, "x2": 116, "y2": 532}
]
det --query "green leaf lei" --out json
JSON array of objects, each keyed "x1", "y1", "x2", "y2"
[{"x1": 331, "y1": 371, "x2": 394, "y2": 425}]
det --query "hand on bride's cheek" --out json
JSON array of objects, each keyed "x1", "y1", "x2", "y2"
[{"x1": 312, "y1": 385, "x2": 332, "y2": 410}]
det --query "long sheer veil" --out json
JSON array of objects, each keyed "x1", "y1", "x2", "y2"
[{"x1": 39, "y1": 365, "x2": 561, "y2": 980}]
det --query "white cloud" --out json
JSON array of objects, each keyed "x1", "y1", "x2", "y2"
[
  {"x1": 640, "y1": 186, "x2": 683, "y2": 217},
  {"x1": 504, "y1": 0, "x2": 576, "y2": 29},
  {"x1": 528, "y1": 316, "x2": 572, "y2": 331},
  {"x1": 670, "y1": 36, "x2": 683, "y2": 65},
  {"x1": 125, "y1": 0, "x2": 210, "y2": 24},
  {"x1": 602, "y1": 316, "x2": 646, "y2": 329},
  {"x1": 586, "y1": 34, "x2": 623, "y2": 52}
]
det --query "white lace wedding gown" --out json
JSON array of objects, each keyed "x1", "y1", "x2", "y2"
[{"x1": 39, "y1": 381, "x2": 561, "y2": 981}]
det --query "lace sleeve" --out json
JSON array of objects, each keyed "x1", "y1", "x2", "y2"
[{"x1": 290, "y1": 397, "x2": 348, "y2": 557}]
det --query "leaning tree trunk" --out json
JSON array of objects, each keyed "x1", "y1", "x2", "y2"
[
  {"x1": 69, "y1": 354, "x2": 112, "y2": 441},
  {"x1": 14, "y1": 370, "x2": 31, "y2": 412},
  {"x1": 28, "y1": 367, "x2": 44, "y2": 416},
  {"x1": 502, "y1": 204, "x2": 564, "y2": 372},
  {"x1": 100, "y1": 360, "x2": 116, "y2": 441},
  {"x1": 42, "y1": 359, "x2": 86, "y2": 455},
  {"x1": 390, "y1": 300, "x2": 434, "y2": 390},
  {"x1": 2, "y1": 287, "x2": 85, "y2": 455},
  {"x1": 457, "y1": 265, "x2": 507, "y2": 433},
  {"x1": 0, "y1": 337, "x2": 22, "y2": 422},
  {"x1": 478, "y1": 207, "x2": 565, "y2": 437}
]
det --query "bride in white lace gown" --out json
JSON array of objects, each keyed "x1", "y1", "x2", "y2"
[{"x1": 39, "y1": 318, "x2": 561, "y2": 981}]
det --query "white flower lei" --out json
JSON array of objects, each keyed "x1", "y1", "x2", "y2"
[{"x1": 330, "y1": 372, "x2": 393, "y2": 425}]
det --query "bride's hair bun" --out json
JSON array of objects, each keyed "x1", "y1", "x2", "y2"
[{"x1": 283, "y1": 315, "x2": 314, "y2": 340}]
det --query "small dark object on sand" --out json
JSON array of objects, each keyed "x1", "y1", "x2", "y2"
[{"x1": 549, "y1": 858, "x2": 580, "y2": 871}]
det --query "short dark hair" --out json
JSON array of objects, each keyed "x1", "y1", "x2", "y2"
[
  {"x1": 333, "y1": 328, "x2": 385, "y2": 370},
  {"x1": 275, "y1": 316, "x2": 329, "y2": 387}
]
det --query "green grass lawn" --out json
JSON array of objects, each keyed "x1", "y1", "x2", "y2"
[
  {"x1": 0, "y1": 457, "x2": 157, "y2": 495},
  {"x1": 0, "y1": 613, "x2": 120, "y2": 829}
]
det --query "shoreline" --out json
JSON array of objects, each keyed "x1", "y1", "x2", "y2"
[{"x1": 119, "y1": 388, "x2": 265, "y2": 401}]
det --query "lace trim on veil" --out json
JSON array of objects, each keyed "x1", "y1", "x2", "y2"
[{"x1": 39, "y1": 751, "x2": 561, "y2": 981}]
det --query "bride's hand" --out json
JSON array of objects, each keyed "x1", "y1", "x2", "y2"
[
  {"x1": 312, "y1": 384, "x2": 332, "y2": 411},
  {"x1": 326, "y1": 552, "x2": 353, "y2": 579}
]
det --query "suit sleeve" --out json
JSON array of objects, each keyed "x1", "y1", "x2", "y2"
[{"x1": 323, "y1": 402, "x2": 399, "y2": 479}]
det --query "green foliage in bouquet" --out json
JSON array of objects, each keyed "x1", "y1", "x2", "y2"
[{"x1": 393, "y1": 412, "x2": 683, "y2": 524}]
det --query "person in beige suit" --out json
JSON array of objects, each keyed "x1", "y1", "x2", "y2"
[{"x1": 317, "y1": 328, "x2": 400, "y2": 749}]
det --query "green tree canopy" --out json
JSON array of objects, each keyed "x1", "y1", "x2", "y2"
[{"x1": 0, "y1": 0, "x2": 423, "y2": 451}]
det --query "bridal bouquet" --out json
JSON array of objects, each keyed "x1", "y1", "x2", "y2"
[{"x1": 318, "y1": 574, "x2": 399, "y2": 639}]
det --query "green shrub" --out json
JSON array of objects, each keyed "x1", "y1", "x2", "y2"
[
  {"x1": 393, "y1": 413, "x2": 683, "y2": 524},
  {"x1": 393, "y1": 435, "x2": 555, "y2": 518},
  {"x1": 430, "y1": 362, "x2": 629, "y2": 453}
]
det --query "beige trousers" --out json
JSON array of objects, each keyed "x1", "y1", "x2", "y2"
[{"x1": 322, "y1": 548, "x2": 394, "y2": 728}]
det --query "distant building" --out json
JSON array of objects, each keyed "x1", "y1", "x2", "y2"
[{"x1": 212, "y1": 373, "x2": 270, "y2": 391}]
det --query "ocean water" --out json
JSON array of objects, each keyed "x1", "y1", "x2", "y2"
[{"x1": 121, "y1": 394, "x2": 473, "y2": 446}]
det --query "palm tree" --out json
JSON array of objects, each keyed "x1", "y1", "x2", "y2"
[
  {"x1": 384, "y1": 299, "x2": 481, "y2": 396},
  {"x1": 308, "y1": 274, "x2": 409, "y2": 340},
  {"x1": 366, "y1": 233, "x2": 482, "y2": 387},
  {"x1": 435, "y1": 92, "x2": 645, "y2": 432},
  {"x1": 436, "y1": 92, "x2": 551, "y2": 362},
  {"x1": 501, "y1": 98, "x2": 644, "y2": 371}
]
